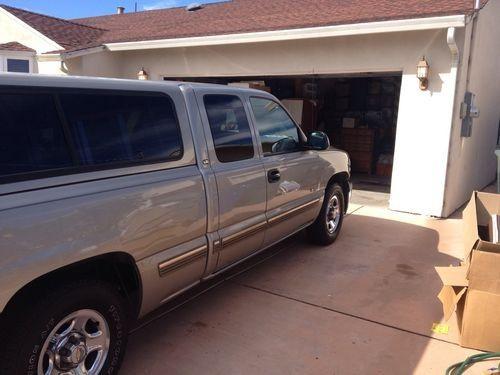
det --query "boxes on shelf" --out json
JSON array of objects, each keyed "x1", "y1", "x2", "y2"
[
  {"x1": 342, "y1": 117, "x2": 358, "y2": 128},
  {"x1": 376, "y1": 154, "x2": 393, "y2": 177},
  {"x1": 435, "y1": 191, "x2": 500, "y2": 352},
  {"x1": 228, "y1": 81, "x2": 271, "y2": 93}
]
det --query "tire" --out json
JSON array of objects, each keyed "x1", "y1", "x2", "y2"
[
  {"x1": 0, "y1": 280, "x2": 128, "y2": 375},
  {"x1": 307, "y1": 183, "x2": 345, "y2": 246}
]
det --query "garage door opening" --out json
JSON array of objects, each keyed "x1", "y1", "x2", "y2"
[{"x1": 166, "y1": 74, "x2": 402, "y2": 198}]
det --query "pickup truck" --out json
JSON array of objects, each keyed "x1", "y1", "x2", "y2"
[{"x1": 0, "y1": 74, "x2": 350, "y2": 375}]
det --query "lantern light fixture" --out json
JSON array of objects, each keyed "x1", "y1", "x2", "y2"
[
  {"x1": 417, "y1": 56, "x2": 430, "y2": 90},
  {"x1": 137, "y1": 67, "x2": 149, "y2": 80}
]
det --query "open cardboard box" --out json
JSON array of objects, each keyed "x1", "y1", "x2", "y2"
[{"x1": 436, "y1": 191, "x2": 500, "y2": 352}]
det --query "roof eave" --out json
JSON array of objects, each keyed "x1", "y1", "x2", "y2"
[
  {"x1": 103, "y1": 14, "x2": 467, "y2": 52},
  {"x1": 61, "y1": 45, "x2": 107, "y2": 59}
]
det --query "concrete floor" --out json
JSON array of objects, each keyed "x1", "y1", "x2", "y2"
[{"x1": 121, "y1": 188, "x2": 496, "y2": 375}]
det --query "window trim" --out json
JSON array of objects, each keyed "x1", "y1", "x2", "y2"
[
  {"x1": 203, "y1": 93, "x2": 256, "y2": 164},
  {"x1": 0, "y1": 86, "x2": 184, "y2": 185},
  {"x1": 0, "y1": 53, "x2": 34, "y2": 73},
  {"x1": 249, "y1": 95, "x2": 307, "y2": 157}
]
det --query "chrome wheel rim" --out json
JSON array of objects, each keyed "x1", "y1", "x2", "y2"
[
  {"x1": 38, "y1": 309, "x2": 110, "y2": 375},
  {"x1": 326, "y1": 195, "x2": 341, "y2": 234}
]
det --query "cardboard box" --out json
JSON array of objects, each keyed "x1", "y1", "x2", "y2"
[
  {"x1": 436, "y1": 191, "x2": 500, "y2": 352},
  {"x1": 462, "y1": 191, "x2": 500, "y2": 260},
  {"x1": 342, "y1": 117, "x2": 358, "y2": 128}
]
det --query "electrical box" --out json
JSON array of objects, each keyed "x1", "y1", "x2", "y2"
[{"x1": 460, "y1": 91, "x2": 480, "y2": 137}]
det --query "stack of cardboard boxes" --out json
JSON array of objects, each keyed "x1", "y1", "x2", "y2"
[{"x1": 436, "y1": 191, "x2": 500, "y2": 352}]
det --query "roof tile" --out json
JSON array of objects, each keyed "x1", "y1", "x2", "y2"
[
  {"x1": 0, "y1": 41, "x2": 35, "y2": 52},
  {"x1": 1, "y1": 0, "x2": 484, "y2": 53},
  {"x1": 0, "y1": 4, "x2": 106, "y2": 51}
]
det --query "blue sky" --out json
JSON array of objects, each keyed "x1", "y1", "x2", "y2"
[{"x1": 1, "y1": 0, "x2": 225, "y2": 19}]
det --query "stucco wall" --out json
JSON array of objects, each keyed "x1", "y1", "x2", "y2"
[
  {"x1": 77, "y1": 29, "x2": 459, "y2": 216},
  {"x1": 65, "y1": 51, "x2": 124, "y2": 78},
  {"x1": 443, "y1": 0, "x2": 500, "y2": 216}
]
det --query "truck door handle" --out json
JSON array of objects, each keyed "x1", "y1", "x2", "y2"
[{"x1": 268, "y1": 169, "x2": 281, "y2": 183}]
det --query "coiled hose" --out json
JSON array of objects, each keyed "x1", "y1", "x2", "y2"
[{"x1": 446, "y1": 352, "x2": 500, "y2": 375}]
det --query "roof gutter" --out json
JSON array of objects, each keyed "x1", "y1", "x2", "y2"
[
  {"x1": 61, "y1": 46, "x2": 107, "y2": 60},
  {"x1": 104, "y1": 14, "x2": 466, "y2": 52}
]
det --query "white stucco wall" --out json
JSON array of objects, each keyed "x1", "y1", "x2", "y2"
[
  {"x1": 443, "y1": 0, "x2": 500, "y2": 216},
  {"x1": 74, "y1": 29, "x2": 461, "y2": 216},
  {"x1": 65, "y1": 51, "x2": 124, "y2": 78}
]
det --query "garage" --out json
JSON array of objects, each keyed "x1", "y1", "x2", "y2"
[
  {"x1": 5, "y1": 0, "x2": 496, "y2": 217},
  {"x1": 165, "y1": 74, "x2": 402, "y2": 191}
]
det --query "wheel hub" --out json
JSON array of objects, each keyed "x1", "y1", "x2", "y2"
[
  {"x1": 39, "y1": 309, "x2": 110, "y2": 375},
  {"x1": 54, "y1": 333, "x2": 87, "y2": 369},
  {"x1": 326, "y1": 195, "x2": 341, "y2": 234}
]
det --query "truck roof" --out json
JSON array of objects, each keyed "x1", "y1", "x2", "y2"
[{"x1": 0, "y1": 72, "x2": 273, "y2": 97}]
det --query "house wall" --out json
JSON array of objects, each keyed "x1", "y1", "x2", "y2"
[
  {"x1": 73, "y1": 28, "x2": 461, "y2": 216},
  {"x1": 443, "y1": 0, "x2": 500, "y2": 216},
  {"x1": 64, "y1": 51, "x2": 124, "y2": 78}
]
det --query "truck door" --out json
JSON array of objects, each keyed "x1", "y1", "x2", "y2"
[
  {"x1": 247, "y1": 96, "x2": 323, "y2": 248},
  {"x1": 195, "y1": 89, "x2": 267, "y2": 271}
]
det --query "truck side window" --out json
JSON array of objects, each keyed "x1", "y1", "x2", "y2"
[
  {"x1": 250, "y1": 97, "x2": 300, "y2": 155},
  {"x1": 0, "y1": 88, "x2": 183, "y2": 183},
  {"x1": 0, "y1": 92, "x2": 73, "y2": 179},
  {"x1": 60, "y1": 92, "x2": 182, "y2": 167},
  {"x1": 204, "y1": 95, "x2": 255, "y2": 163}
]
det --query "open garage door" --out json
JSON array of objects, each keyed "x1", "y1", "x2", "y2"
[{"x1": 166, "y1": 73, "x2": 402, "y2": 197}]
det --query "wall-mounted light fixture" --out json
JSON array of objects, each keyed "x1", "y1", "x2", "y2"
[
  {"x1": 137, "y1": 67, "x2": 149, "y2": 80},
  {"x1": 417, "y1": 56, "x2": 430, "y2": 90}
]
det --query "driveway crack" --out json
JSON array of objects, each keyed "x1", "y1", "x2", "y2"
[{"x1": 232, "y1": 281, "x2": 459, "y2": 347}]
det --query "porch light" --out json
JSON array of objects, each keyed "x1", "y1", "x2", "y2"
[
  {"x1": 137, "y1": 67, "x2": 149, "y2": 80},
  {"x1": 417, "y1": 56, "x2": 430, "y2": 90}
]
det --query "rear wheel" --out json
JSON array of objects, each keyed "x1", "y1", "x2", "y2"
[
  {"x1": 0, "y1": 280, "x2": 128, "y2": 375},
  {"x1": 307, "y1": 183, "x2": 345, "y2": 245}
]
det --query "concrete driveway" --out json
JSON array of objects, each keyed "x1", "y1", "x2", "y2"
[{"x1": 121, "y1": 188, "x2": 494, "y2": 374}]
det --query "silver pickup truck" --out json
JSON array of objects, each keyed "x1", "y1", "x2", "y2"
[{"x1": 0, "y1": 74, "x2": 350, "y2": 375}]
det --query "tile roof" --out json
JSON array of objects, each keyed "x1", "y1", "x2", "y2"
[
  {"x1": 0, "y1": 41, "x2": 35, "y2": 52},
  {"x1": 1, "y1": 0, "x2": 487, "y2": 53},
  {"x1": 72, "y1": 0, "x2": 482, "y2": 46}
]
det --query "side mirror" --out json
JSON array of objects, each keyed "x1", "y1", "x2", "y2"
[{"x1": 306, "y1": 131, "x2": 330, "y2": 151}]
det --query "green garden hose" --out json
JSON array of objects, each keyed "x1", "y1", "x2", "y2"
[{"x1": 446, "y1": 352, "x2": 500, "y2": 375}]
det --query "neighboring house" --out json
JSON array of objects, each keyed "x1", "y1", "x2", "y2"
[{"x1": 0, "y1": 0, "x2": 499, "y2": 217}]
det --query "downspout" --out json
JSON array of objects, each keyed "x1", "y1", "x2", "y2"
[
  {"x1": 440, "y1": 3, "x2": 480, "y2": 216},
  {"x1": 60, "y1": 57, "x2": 69, "y2": 74}
]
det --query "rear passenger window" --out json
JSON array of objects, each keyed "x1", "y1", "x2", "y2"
[
  {"x1": 0, "y1": 87, "x2": 183, "y2": 183},
  {"x1": 0, "y1": 92, "x2": 72, "y2": 178},
  {"x1": 204, "y1": 95, "x2": 254, "y2": 163},
  {"x1": 60, "y1": 92, "x2": 182, "y2": 166}
]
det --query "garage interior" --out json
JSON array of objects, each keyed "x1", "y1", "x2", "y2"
[{"x1": 166, "y1": 74, "x2": 402, "y2": 192}]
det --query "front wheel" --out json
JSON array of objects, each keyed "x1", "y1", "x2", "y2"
[
  {"x1": 0, "y1": 280, "x2": 128, "y2": 375},
  {"x1": 307, "y1": 183, "x2": 345, "y2": 245}
]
